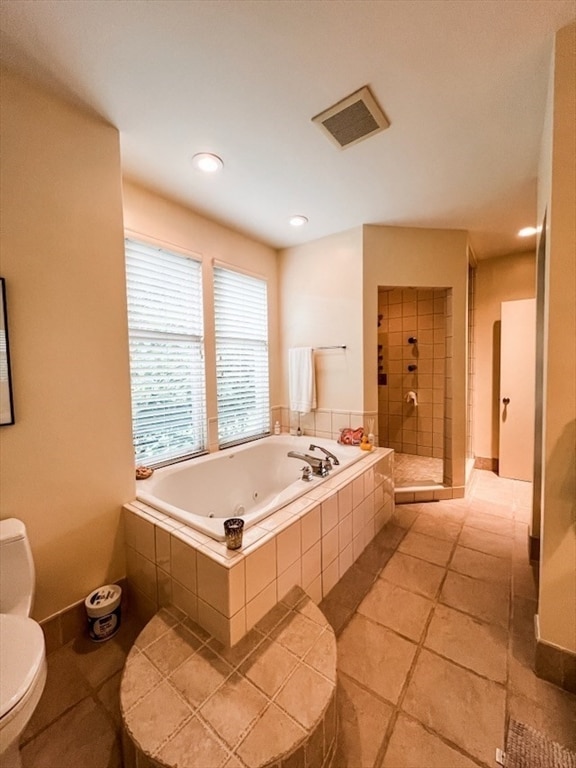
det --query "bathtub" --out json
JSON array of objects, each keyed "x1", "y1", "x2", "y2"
[{"x1": 136, "y1": 434, "x2": 368, "y2": 541}]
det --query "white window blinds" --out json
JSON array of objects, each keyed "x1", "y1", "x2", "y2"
[
  {"x1": 214, "y1": 266, "x2": 270, "y2": 447},
  {"x1": 125, "y1": 239, "x2": 206, "y2": 464}
]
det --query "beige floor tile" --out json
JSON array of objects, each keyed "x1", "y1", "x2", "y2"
[
  {"x1": 335, "y1": 672, "x2": 394, "y2": 768},
  {"x1": 357, "y1": 579, "x2": 433, "y2": 642},
  {"x1": 508, "y1": 656, "x2": 576, "y2": 719},
  {"x1": 422, "y1": 501, "x2": 468, "y2": 522},
  {"x1": 323, "y1": 564, "x2": 377, "y2": 610},
  {"x1": 512, "y1": 561, "x2": 539, "y2": 600},
  {"x1": 236, "y1": 703, "x2": 306, "y2": 766},
  {"x1": 411, "y1": 512, "x2": 462, "y2": 541},
  {"x1": 127, "y1": 680, "x2": 192, "y2": 755},
  {"x1": 382, "y1": 712, "x2": 481, "y2": 768},
  {"x1": 200, "y1": 673, "x2": 269, "y2": 749},
  {"x1": 275, "y1": 663, "x2": 334, "y2": 730},
  {"x1": 23, "y1": 646, "x2": 92, "y2": 740},
  {"x1": 508, "y1": 692, "x2": 576, "y2": 750},
  {"x1": 120, "y1": 650, "x2": 163, "y2": 712},
  {"x1": 466, "y1": 511, "x2": 515, "y2": 537},
  {"x1": 468, "y1": 499, "x2": 514, "y2": 519},
  {"x1": 270, "y1": 610, "x2": 324, "y2": 659},
  {"x1": 318, "y1": 593, "x2": 355, "y2": 636},
  {"x1": 134, "y1": 607, "x2": 180, "y2": 650},
  {"x1": 372, "y1": 522, "x2": 408, "y2": 551},
  {"x1": 303, "y1": 628, "x2": 337, "y2": 682},
  {"x1": 170, "y1": 645, "x2": 233, "y2": 708},
  {"x1": 402, "y1": 649, "x2": 506, "y2": 766},
  {"x1": 21, "y1": 697, "x2": 121, "y2": 768},
  {"x1": 69, "y1": 632, "x2": 129, "y2": 688},
  {"x1": 459, "y1": 525, "x2": 513, "y2": 559},
  {"x1": 424, "y1": 604, "x2": 508, "y2": 683},
  {"x1": 240, "y1": 638, "x2": 299, "y2": 698},
  {"x1": 337, "y1": 614, "x2": 417, "y2": 704},
  {"x1": 380, "y1": 551, "x2": 445, "y2": 599},
  {"x1": 144, "y1": 623, "x2": 204, "y2": 676},
  {"x1": 391, "y1": 505, "x2": 420, "y2": 529},
  {"x1": 96, "y1": 670, "x2": 122, "y2": 727},
  {"x1": 156, "y1": 717, "x2": 230, "y2": 768},
  {"x1": 440, "y1": 571, "x2": 510, "y2": 628},
  {"x1": 510, "y1": 596, "x2": 538, "y2": 669},
  {"x1": 208, "y1": 626, "x2": 265, "y2": 668},
  {"x1": 398, "y1": 529, "x2": 455, "y2": 566},
  {"x1": 355, "y1": 534, "x2": 398, "y2": 575},
  {"x1": 450, "y1": 545, "x2": 511, "y2": 585}
]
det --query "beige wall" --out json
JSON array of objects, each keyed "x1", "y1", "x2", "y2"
[
  {"x1": 0, "y1": 73, "x2": 281, "y2": 622},
  {"x1": 472, "y1": 252, "x2": 536, "y2": 460},
  {"x1": 279, "y1": 228, "x2": 364, "y2": 412},
  {"x1": 122, "y1": 181, "x2": 280, "y2": 450},
  {"x1": 536, "y1": 22, "x2": 576, "y2": 654},
  {"x1": 0, "y1": 68, "x2": 134, "y2": 620},
  {"x1": 363, "y1": 226, "x2": 469, "y2": 486}
]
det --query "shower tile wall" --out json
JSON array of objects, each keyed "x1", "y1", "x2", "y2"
[{"x1": 378, "y1": 287, "x2": 446, "y2": 460}]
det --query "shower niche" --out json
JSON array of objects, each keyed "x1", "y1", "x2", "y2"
[{"x1": 377, "y1": 286, "x2": 453, "y2": 490}]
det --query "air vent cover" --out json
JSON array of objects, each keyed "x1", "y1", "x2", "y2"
[{"x1": 312, "y1": 86, "x2": 390, "y2": 149}]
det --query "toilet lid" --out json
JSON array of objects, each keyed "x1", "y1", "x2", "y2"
[{"x1": 0, "y1": 614, "x2": 46, "y2": 719}]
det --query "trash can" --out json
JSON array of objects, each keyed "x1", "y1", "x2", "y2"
[{"x1": 85, "y1": 584, "x2": 122, "y2": 642}]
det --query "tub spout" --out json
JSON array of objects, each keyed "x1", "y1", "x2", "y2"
[
  {"x1": 308, "y1": 444, "x2": 340, "y2": 467},
  {"x1": 287, "y1": 451, "x2": 330, "y2": 477}
]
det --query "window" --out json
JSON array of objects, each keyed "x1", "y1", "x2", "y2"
[
  {"x1": 214, "y1": 266, "x2": 270, "y2": 447},
  {"x1": 125, "y1": 239, "x2": 206, "y2": 465}
]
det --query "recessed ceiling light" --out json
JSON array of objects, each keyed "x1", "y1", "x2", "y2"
[
  {"x1": 518, "y1": 226, "x2": 542, "y2": 237},
  {"x1": 289, "y1": 215, "x2": 308, "y2": 227},
  {"x1": 192, "y1": 153, "x2": 223, "y2": 173}
]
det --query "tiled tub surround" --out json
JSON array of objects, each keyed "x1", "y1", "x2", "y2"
[
  {"x1": 124, "y1": 447, "x2": 394, "y2": 646},
  {"x1": 121, "y1": 587, "x2": 337, "y2": 768}
]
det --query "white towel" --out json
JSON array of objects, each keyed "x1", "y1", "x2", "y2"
[{"x1": 289, "y1": 347, "x2": 317, "y2": 414}]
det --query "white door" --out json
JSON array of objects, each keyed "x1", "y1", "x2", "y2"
[{"x1": 499, "y1": 298, "x2": 536, "y2": 481}]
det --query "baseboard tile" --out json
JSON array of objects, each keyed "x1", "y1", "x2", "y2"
[
  {"x1": 534, "y1": 614, "x2": 576, "y2": 693},
  {"x1": 474, "y1": 456, "x2": 499, "y2": 472}
]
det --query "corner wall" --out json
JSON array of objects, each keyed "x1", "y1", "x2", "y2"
[
  {"x1": 363, "y1": 226, "x2": 469, "y2": 488},
  {"x1": 535, "y1": 21, "x2": 576, "y2": 668},
  {"x1": 0, "y1": 68, "x2": 134, "y2": 620}
]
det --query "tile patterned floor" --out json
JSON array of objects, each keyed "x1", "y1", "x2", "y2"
[
  {"x1": 322, "y1": 469, "x2": 576, "y2": 768},
  {"x1": 18, "y1": 470, "x2": 576, "y2": 768},
  {"x1": 394, "y1": 452, "x2": 444, "y2": 487}
]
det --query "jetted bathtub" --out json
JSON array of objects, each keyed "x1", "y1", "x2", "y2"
[{"x1": 136, "y1": 434, "x2": 368, "y2": 541}]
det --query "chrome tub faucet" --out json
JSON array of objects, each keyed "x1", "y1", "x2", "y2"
[
  {"x1": 308, "y1": 444, "x2": 340, "y2": 467},
  {"x1": 287, "y1": 451, "x2": 330, "y2": 478}
]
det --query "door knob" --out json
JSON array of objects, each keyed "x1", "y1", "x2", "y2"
[{"x1": 502, "y1": 397, "x2": 510, "y2": 405}]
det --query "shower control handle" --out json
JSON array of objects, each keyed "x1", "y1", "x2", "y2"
[{"x1": 502, "y1": 397, "x2": 510, "y2": 405}]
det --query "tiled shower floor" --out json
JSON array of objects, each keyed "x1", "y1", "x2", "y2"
[
  {"x1": 395, "y1": 452, "x2": 444, "y2": 487},
  {"x1": 20, "y1": 470, "x2": 576, "y2": 767}
]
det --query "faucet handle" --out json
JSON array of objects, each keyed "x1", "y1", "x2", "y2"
[{"x1": 301, "y1": 466, "x2": 313, "y2": 481}]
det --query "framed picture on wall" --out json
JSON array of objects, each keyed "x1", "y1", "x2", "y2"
[{"x1": 0, "y1": 278, "x2": 15, "y2": 425}]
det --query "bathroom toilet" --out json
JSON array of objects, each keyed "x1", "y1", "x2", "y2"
[{"x1": 0, "y1": 519, "x2": 47, "y2": 768}]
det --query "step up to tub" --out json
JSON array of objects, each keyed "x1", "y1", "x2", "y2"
[{"x1": 120, "y1": 586, "x2": 337, "y2": 768}]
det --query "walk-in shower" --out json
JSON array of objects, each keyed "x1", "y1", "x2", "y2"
[{"x1": 377, "y1": 286, "x2": 452, "y2": 489}]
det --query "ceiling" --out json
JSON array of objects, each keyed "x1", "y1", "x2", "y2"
[{"x1": 1, "y1": 1, "x2": 574, "y2": 259}]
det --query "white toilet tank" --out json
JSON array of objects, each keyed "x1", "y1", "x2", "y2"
[{"x1": 0, "y1": 519, "x2": 35, "y2": 617}]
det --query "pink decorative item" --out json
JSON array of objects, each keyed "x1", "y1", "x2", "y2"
[{"x1": 338, "y1": 427, "x2": 364, "y2": 446}]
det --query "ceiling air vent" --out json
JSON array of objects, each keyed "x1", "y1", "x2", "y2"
[{"x1": 312, "y1": 85, "x2": 390, "y2": 149}]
